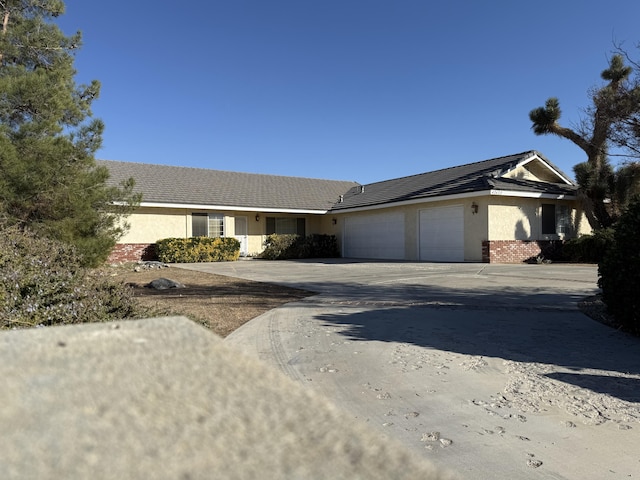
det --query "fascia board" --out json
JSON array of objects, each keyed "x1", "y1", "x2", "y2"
[
  {"x1": 489, "y1": 189, "x2": 577, "y2": 200},
  {"x1": 329, "y1": 191, "x2": 487, "y2": 214},
  {"x1": 516, "y1": 153, "x2": 574, "y2": 185},
  {"x1": 137, "y1": 201, "x2": 328, "y2": 215},
  {"x1": 330, "y1": 188, "x2": 578, "y2": 214}
]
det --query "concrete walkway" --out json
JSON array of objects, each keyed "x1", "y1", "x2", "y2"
[{"x1": 182, "y1": 260, "x2": 640, "y2": 480}]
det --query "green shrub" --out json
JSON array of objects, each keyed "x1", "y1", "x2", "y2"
[
  {"x1": 563, "y1": 229, "x2": 615, "y2": 263},
  {"x1": 0, "y1": 226, "x2": 146, "y2": 329},
  {"x1": 260, "y1": 234, "x2": 300, "y2": 260},
  {"x1": 260, "y1": 234, "x2": 339, "y2": 260},
  {"x1": 156, "y1": 237, "x2": 240, "y2": 263},
  {"x1": 598, "y1": 196, "x2": 640, "y2": 334},
  {"x1": 298, "y1": 234, "x2": 340, "y2": 258}
]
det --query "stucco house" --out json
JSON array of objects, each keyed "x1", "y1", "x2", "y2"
[{"x1": 100, "y1": 150, "x2": 591, "y2": 264}]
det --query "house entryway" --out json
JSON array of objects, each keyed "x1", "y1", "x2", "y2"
[{"x1": 234, "y1": 217, "x2": 249, "y2": 256}]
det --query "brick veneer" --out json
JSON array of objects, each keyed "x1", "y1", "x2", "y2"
[
  {"x1": 108, "y1": 243, "x2": 157, "y2": 263},
  {"x1": 482, "y1": 240, "x2": 561, "y2": 263}
]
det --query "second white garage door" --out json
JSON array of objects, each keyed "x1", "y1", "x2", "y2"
[
  {"x1": 419, "y1": 205, "x2": 464, "y2": 262},
  {"x1": 343, "y1": 213, "x2": 405, "y2": 260}
]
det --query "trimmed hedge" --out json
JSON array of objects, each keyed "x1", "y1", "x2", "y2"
[
  {"x1": 598, "y1": 196, "x2": 640, "y2": 334},
  {"x1": 156, "y1": 237, "x2": 240, "y2": 263},
  {"x1": 260, "y1": 234, "x2": 339, "y2": 260}
]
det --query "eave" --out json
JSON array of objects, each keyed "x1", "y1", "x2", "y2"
[
  {"x1": 329, "y1": 189, "x2": 577, "y2": 214},
  {"x1": 137, "y1": 201, "x2": 329, "y2": 215}
]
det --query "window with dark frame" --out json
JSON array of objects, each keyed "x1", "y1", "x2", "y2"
[
  {"x1": 266, "y1": 217, "x2": 306, "y2": 236},
  {"x1": 541, "y1": 204, "x2": 570, "y2": 235},
  {"x1": 192, "y1": 213, "x2": 208, "y2": 237}
]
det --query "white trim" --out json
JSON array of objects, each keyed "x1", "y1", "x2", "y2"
[
  {"x1": 515, "y1": 153, "x2": 574, "y2": 185},
  {"x1": 331, "y1": 188, "x2": 576, "y2": 214},
  {"x1": 489, "y1": 190, "x2": 576, "y2": 200},
  {"x1": 124, "y1": 188, "x2": 575, "y2": 216},
  {"x1": 233, "y1": 216, "x2": 249, "y2": 256},
  {"x1": 331, "y1": 191, "x2": 485, "y2": 214},
  {"x1": 136, "y1": 201, "x2": 328, "y2": 214}
]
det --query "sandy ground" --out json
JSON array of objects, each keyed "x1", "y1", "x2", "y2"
[{"x1": 185, "y1": 261, "x2": 640, "y2": 479}]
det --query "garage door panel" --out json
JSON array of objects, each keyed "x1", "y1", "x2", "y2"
[
  {"x1": 344, "y1": 213, "x2": 404, "y2": 260},
  {"x1": 419, "y1": 205, "x2": 464, "y2": 262}
]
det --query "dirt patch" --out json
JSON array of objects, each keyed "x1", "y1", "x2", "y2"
[{"x1": 111, "y1": 264, "x2": 313, "y2": 337}]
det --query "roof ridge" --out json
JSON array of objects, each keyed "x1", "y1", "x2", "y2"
[
  {"x1": 96, "y1": 159, "x2": 359, "y2": 185},
  {"x1": 359, "y1": 151, "x2": 536, "y2": 187}
]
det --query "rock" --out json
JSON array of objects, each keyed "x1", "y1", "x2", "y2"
[
  {"x1": 136, "y1": 261, "x2": 169, "y2": 270},
  {"x1": 147, "y1": 278, "x2": 185, "y2": 290}
]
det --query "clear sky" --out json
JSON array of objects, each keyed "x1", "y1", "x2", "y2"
[{"x1": 58, "y1": 0, "x2": 639, "y2": 184}]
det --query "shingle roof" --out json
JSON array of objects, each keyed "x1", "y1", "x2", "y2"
[
  {"x1": 330, "y1": 151, "x2": 577, "y2": 211},
  {"x1": 98, "y1": 151, "x2": 577, "y2": 213},
  {"x1": 97, "y1": 160, "x2": 359, "y2": 212},
  {"x1": 486, "y1": 177, "x2": 577, "y2": 196}
]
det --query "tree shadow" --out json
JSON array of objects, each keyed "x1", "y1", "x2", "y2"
[
  {"x1": 313, "y1": 299, "x2": 640, "y2": 402},
  {"x1": 545, "y1": 372, "x2": 640, "y2": 403}
]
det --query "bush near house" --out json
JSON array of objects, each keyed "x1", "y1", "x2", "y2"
[
  {"x1": 260, "y1": 234, "x2": 339, "y2": 260},
  {"x1": 156, "y1": 237, "x2": 240, "y2": 263},
  {"x1": 598, "y1": 196, "x2": 640, "y2": 334},
  {"x1": 562, "y1": 229, "x2": 615, "y2": 263},
  {"x1": 0, "y1": 227, "x2": 145, "y2": 329}
]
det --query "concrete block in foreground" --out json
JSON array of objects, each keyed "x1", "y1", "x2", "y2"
[{"x1": 0, "y1": 317, "x2": 456, "y2": 479}]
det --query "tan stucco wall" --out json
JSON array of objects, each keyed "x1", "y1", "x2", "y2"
[
  {"x1": 119, "y1": 207, "x2": 190, "y2": 243},
  {"x1": 119, "y1": 196, "x2": 591, "y2": 262},
  {"x1": 120, "y1": 208, "x2": 328, "y2": 256},
  {"x1": 120, "y1": 208, "x2": 240, "y2": 244},
  {"x1": 487, "y1": 197, "x2": 591, "y2": 241},
  {"x1": 488, "y1": 200, "x2": 538, "y2": 240}
]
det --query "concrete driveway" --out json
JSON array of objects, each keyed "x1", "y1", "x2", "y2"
[{"x1": 181, "y1": 260, "x2": 640, "y2": 480}]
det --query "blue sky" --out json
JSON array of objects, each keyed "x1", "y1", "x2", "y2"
[{"x1": 59, "y1": 1, "x2": 639, "y2": 184}]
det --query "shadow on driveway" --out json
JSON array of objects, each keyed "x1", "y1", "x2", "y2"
[{"x1": 312, "y1": 296, "x2": 640, "y2": 402}]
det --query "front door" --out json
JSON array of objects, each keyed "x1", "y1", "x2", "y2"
[{"x1": 234, "y1": 216, "x2": 248, "y2": 256}]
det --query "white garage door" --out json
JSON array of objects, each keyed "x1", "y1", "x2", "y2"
[
  {"x1": 343, "y1": 213, "x2": 405, "y2": 260},
  {"x1": 419, "y1": 205, "x2": 464, "y2": 262}
]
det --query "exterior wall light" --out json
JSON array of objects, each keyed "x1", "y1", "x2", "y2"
[
  {"x1": 255, "y1": 214, "x2": 260, "y2": 222},
  {"x1": 471, "y1": 202, "x2": 478, "y2": 214},
  {"x1": 332, "y1": 218, "x2": 337, "y2": 225}
]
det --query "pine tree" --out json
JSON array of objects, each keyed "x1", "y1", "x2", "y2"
[
  {"x1": 529, "y1": 54, "x2": 640, "y2": 229},
  {"x1": 0, "y1": 0, "x2": 139, "y2": 266}
]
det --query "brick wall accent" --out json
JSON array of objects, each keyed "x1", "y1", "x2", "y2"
[
  {"x1": 108, "y1": 243, "x2": 157, "y2": 264},
  {"x1": 482, "y1": 240, "x2": 562, "y2": 263}
]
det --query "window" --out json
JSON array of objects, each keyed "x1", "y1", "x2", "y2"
[
  {"x1": 208, "y1": 214, "x2": 224, "y2": 237},
  {"x1": 266, "y1": 217, "x2": 306, "y2": 236},
  {"x1": 541, "y1": 204, "x2": 570, "y2": 235},
  {"x1": 556, "y1": 205, "x2": 570, "y2": 234},
  {"x1": 192, "y1": 213, "x2": 208, "y2": 237},
  {"x1": 192, "y1": 213, "x2": 224, "y2": 237}
]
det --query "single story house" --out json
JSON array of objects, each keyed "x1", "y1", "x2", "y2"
[{"x1": 99, "y1": 150, "x2": 591, "y2": 264}]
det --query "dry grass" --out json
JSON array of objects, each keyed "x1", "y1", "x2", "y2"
[{"x1": 111, "y1": 264, "x2": 312, "y2": 337}]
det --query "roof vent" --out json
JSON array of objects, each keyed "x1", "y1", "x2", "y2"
[
  {"x1": 339, "y1": 195, "x2": 344, "y2": 203},
  {"x1": 360, "y1": 185, "x2": 365, "y2": 194}
]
